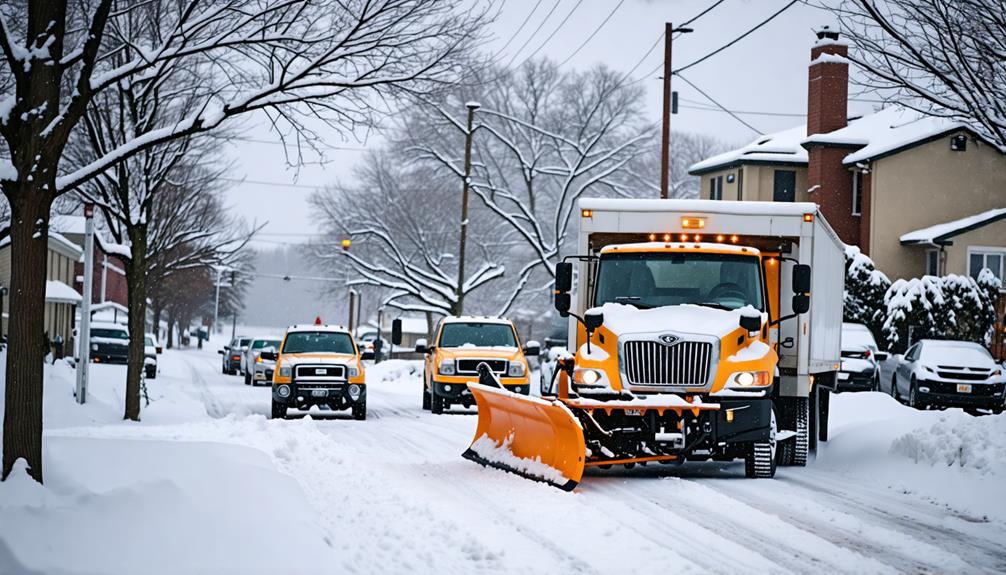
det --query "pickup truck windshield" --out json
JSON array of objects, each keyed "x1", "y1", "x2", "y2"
[
  {"x1": 439, "y1": 323, "x2": 516, "y2": 348},
  {"x1": 594, "y1": 252, "x2": 764, "y2": 311},
  {"x1": 92, "y1": 328, "x2": 128, "y2": 339},
  {"x1": 282, "y1": 332, "x2": 355, "y2": 354}
]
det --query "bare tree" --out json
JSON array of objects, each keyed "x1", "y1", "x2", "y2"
[
  {"x1": 829, "y1": 0, "x2": 1006, "y2": 148},
  {"x1": 0, "y1": 0, "x2": 489, "y2": 482}
]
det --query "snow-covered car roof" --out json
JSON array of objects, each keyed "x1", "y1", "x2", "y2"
[
  {"x1": 286, "y1": 324, "x2": 351, "y2": 335},
  {"x1": 91, "y1": 321, "x2": 129, "y2": 332},
  {"x1": 441, "y1": 316, "x2": 514, "y2": 326}
]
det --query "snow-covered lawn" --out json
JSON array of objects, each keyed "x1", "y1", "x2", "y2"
[{"x1": 2, "y1": 345, "x2": 1005, "y2": 574}]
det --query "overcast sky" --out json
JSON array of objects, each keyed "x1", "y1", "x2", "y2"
[{"x1": 227, "y1": 0, "x2": 872, "y2": 249}]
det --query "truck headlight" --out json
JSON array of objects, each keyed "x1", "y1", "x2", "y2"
[
  {"x1": 507, "y1": 363, "x2": 525, "y2": 377},
  {"x1": 91, "y1": 343, "x2": 98, "y2": 351},
  {"x1": 439, "y1": 360, "x2": 455, "y2": 375},
  {"x1": 348, "y1": 384, "x2": 362, "y2": 400},
  {"x1": 573, "y1": 368, "x2": 605, "y2": 387},
  {"x1": 276, "y1": 384, "x2": 291, "y2": 398},
  {"x1": 728, "y1": 371, "x2": 771, "y2": 388},
  {"x1": 279, "y1": 366, "x2": 292, "y2": 378},
  {"x1": 348, "y1": 366, "x2": 360, "y2": 377}
]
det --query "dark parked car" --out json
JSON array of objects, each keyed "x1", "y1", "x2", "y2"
[
  {"x1": 837, "y1": 323, "x2": 887, "y2": 392},
  {"x1": 218, "y1": 336, "x2": 251, "y2": 375},
  {"x1": 89, "y1": 322, "x2": 130, "y2": 363},
  {"x1": 893, "y1": 339, "x2": 1005, "y2": 415}
]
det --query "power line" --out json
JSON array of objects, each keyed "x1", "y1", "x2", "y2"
[
  {"x1": 673, "y1": 0, "x2": 799, "y2": 75},
  {"x1": 676, "y1": 73, "x2": 763, "y2": 134},
  {"x1": 556, "y1": 0, "x2": 626, "y2": 67},
  {"x1": 679, "y1": 102, "x2": 805, "y2": 118},
  {"x1": 514, "y1": 0, "x2": 586, "y2": 69},
  {"x1": 492, "y1": 0, "x2": 545, "y2": 59},
  {"x1": 504, "y1": 0, "x2": 563, "y2": 68},
  {"x1": 219, "y1": 177, "x2": 325, "y2": 190},
  {"x1": 679, "y1": 0, "x2": 729, "y2": 27}
]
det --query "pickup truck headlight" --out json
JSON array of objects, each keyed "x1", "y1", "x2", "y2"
[
  {"x1": 507, "y1": 363, "x2": 526, "y2": 377},
  {"x1": 278, "y1": 366, "x2": 292, "y2": 378},
  {"x1": 727, "y1": 371, "x2": 771, "y2": 388},
  {"x1": 439, "y1": 360, "x2": 455, "y2": 375},
  {"x1": 91, "y1": 343, "x2": 98, "y2": 351},
  {"x1": 573, "y1": 368, "x2": 606, "y2": 387},
  {"x1": 348, "y1": 366, "x2": 360, "y2": 377}
]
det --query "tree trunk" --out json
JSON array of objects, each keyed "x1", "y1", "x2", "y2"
[
  {"x1": 166, "y1": 313, "x2": 175, "y2": 349},
  {"x1": 123, "y1": 228, "x2": 148, "y2": 421},
  {"x1": 2, "y1": 193, "x2": 54, "y2": 482},
  {"x1": 152, "y1": 301, "x2": 163, "y2": 342}
]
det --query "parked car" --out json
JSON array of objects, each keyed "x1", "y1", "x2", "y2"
[
  {"x1": 143, "y1": 333, "x2": 162, "y2": 379},
  {"x1": 892, "y1": 339, "x2": 1005, "y2": 414},
  {"x1": 356, "y1": 331, "x2": 390, "y2": 361},
  {"x1": 89, "y1": 322, "x2": 130, "y2": 363},
  {"x1": 218, "y1": 336, "x2": 251, "y2": 375},
  {"x1": 244, "y1": 336, "x2": 282, "y2": 385},
  {"x1": 251, "y1": 344, "x2": 278, "y2": 386},
  {"x1": 836, "y1": 323, "x2": 887, "y2": 392}
]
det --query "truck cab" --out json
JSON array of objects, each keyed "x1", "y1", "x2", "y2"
[
  {"x1": 417, "y1": 316, "x2": 539, "y2": 414},
  {"x1": 267, "y1": 324, "x2": 366, "y2": 420}
]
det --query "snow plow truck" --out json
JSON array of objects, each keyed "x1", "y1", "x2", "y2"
[{"x1": 462, "y1": 198, "x2": 844, "y2": 490}]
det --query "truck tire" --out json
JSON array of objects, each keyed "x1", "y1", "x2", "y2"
[
  {"x1": 777, "y1": 397, "x2": 809, "y2": 467},
  {"x1": 431, "y1": 388, "x2": 444, "y2": 414},
  {"x1": 422, "y1": 374, "x2": 431, "y2": 410},
  {"x1": 819, "y1": 387, "x2": 831, "y2": 442},
  {"x1": 745, "y1": 408, "x2": 777, "y2": 478},
  {"x1": 244, "y1": 371, "x2": 251, "y2": 386},
  {"x1": 353, "y1": 399, "x2": 367, "y2": 421},
  {"x1": 271, "y1": 401, "x2": 287, "y2": 420}
]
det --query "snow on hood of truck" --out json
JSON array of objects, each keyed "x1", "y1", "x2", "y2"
[
  {"x1": 578, "y1": 197, "x2": 819, "y2": 217},
  {"x1": 590, "y1": 302, "x2": 764, "y2": 340}
]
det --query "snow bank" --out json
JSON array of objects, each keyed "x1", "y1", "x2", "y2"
[
  {"x1": 890, "y1": 414, "x2": 1006, "y2": 473},
  {"x1": 469, "y1": 434, "x2": 569, "y2": 485}
]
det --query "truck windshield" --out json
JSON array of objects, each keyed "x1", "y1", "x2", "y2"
[
  {"x1": 594, "y1": 252, "x2": 764, "y2": 311},
  {"x1": 439, "y1": 323, "x2": 516, "y2": 348},
  {"x1": 281, "y1": 332, "x2": 355, "y2": 354}
]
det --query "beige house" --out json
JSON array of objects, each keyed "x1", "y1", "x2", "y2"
[
  {"x1": 689, "y1": 29, "x2": 1006, "y2": 284},
  {"x1": 0, "y1": 230, "x2": 84, "y2": 352}
]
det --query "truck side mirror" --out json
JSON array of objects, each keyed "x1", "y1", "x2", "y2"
[
  {"x1": 584, "y1": 311, "x2": 604, "y2": 332},
  {"x1": 554, "y1": 262, "x2": 573, "y2": 315},
  {"x1": 217, "y1": 349, "x2": 225, "y2": 355},
  {"x1": 259, "y1": 350, "x2": 276, "y2": 361},
  {"x1": 792, "y1": 294, "x2": 810, "y2": 315},
  {"x1": 391, "y1": 318, "x2": 402, "y2": 346},
  {"x1": 792, "y1": 264, "x2": 811, "y2": 294},
  {"x1": 739, "y1": 314, "x2": 761, "y2": 333},
  {"x1": 523, "y1": 340, "x2": 541, "y2": 356},
  {"x1": 415, "y1": 338, "x2": 428, "y2": 354}
]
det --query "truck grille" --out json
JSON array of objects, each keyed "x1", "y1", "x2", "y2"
[
  {"x1": 623, "y1": 340, "x2": 713, "y2": 386},
  {"x1": 294, "y1": 364, "x2": 346, "y2": 380},
  {"x1": 456, "y1": 359, "x2": 508, "y2": 375}
]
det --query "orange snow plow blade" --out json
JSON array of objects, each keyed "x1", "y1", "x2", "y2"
[{"x1": 463, "y1": 381, "x2": 586, "y2": 491}]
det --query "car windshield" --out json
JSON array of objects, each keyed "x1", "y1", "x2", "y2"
[
  {"x1": 238, "y1": 338, "x2": 251, "y2": 347},
  {"x1": 439, "y1": 323, "x2": 516, "y2": 348},
  {"x1": 594, "y1": 252, "x2": 764, "y2": 311},
  {"x1": 921, "y1": 342, "x2": 993, "y2": 366},
  {"x1": 252, "y1": 339, "x2": 280, "y2": 350},
  {"x1": 145, "y1": 336, "x2": 155, "y2": 346},
  {"x1": 842, "y1": 326, "x2": 877, "y2": 351},
  {"x1": 281, "y1": 332, "x2": 355, "y2": 354},
  {"x1": 92, "y1": 328, "x2": 128, "y2": 339}
]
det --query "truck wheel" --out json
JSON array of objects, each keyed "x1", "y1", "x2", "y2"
[
  {"x1": 819, "y1": 387, "x2": 831, "y2": 443},
  {"x1": 353, "y1": 399, "x2": 367, "y2": 421},
  {"x1": 431, "y1": 388, "x2": 444, "y2": 414},
  {"x1": 745, "y1": 408, "x2": 777, "y2": 478},
  {"x1": 271, "y1": 401, "x2": 288, "y2": 420},
  {"x1": 792, "y1": 397, "x2": 809, "y2": 466},
  {"x1": 422, "y1": 376, "x2": 431, "y2": 410}
]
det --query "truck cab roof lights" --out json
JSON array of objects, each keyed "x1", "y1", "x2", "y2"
[
  {"x1": 681, "y1": 217, "x2": 706, "y2": 229},
  {"x1": 730, "y1": 235, "x2": 740, "y2": 243},
  {"x1": 581, "y1": 209, "x2": 593, "y2": 218}
]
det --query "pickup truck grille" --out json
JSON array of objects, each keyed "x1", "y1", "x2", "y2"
[
  {"x1": 294, "y1": 364, "x2": 346, "y2": 380},
  {"x1": 623, "y1": 340, "x2": 713, "y2": 386},
  {"x1": 456, "y1": 359, "x2": 508, "y2": 375}
]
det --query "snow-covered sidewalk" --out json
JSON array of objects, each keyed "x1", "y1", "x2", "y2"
[{"x1": 2, "y1": 346, "x2": 1005, "y2": 574}]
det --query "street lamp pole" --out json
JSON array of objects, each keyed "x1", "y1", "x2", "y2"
[{"x1": 455, "y1": 101, "x2": 480, "y2": 315}]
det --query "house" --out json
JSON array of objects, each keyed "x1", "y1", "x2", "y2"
[
  {"x1": 0, "y1": 229, "x2": 83, "y2": 352},
  {"x1": 50, "y1": 214, "x2": 129, "y2": 308},
  {"x1": 688, "y1": 27, "x2": 1006, "y2": 284}
]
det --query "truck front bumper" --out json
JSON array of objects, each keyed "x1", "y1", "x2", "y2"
[
  {"x1": 917, "y1": 379, "x2": 1005, "y2": 409},
  {"x1": 273, "y1": 381, "x2": 366, "y2": 411}
]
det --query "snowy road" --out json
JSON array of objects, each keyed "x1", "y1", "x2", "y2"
[
  {"x1": 3, "y1": 346, "x2": 1006, "y2": 575},
  {"x1": 169, "y1": 349, "x2": 1006, "y2": 574}
]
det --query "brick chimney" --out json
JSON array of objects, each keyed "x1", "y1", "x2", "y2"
[{"x1": 805, "y1": 26, "x2": 860, "y2": 246}]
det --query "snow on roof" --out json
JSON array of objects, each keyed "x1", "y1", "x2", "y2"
[
  {"x1": 50, "y1": 214, "x2": 131, "y2": 259},
  {"x1": 579, "y1": 197, "x2": 819, "y2": 217},
  {"x1": 900, "y1": 207, "x2": 1006, "y2": 245},
  {"x1": 689, "y1": 124, "x2": 809, "y2": 174},
  {"x1": 92, "y1": 301, "x2": 128, "y2": 313},
  {"x1": 442, "y1": 315, "x2": 512, "y2": 325},
  {"x1": 45, "y1": 281, "x2": 82, "y2": 304},
  {"x1": 599, "y1": 242, "x2": 761, "y2": 255},
  {"x1": 0, "y1": 228, "x2": 82, "y2": 260},
  {"x1": 286, "y1": 324, "x2": 351, "y2": 334}
]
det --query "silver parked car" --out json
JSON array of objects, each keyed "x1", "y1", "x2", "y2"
[
  {"x1": 244, "y1": 337, "x2": 282, "y2": 385},
  {"x1": 892, "y1": 339, "x2": 1005, "y2": 415},
  {"x1": 837, "y1": 323, "x2": 886, "y2": 392}
]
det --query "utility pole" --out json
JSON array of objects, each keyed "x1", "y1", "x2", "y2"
[
  {"x1": 455, "y1": 101, "x2": 480, "y2": 315},
  {"x1": 229, "y1": 270, "x2": 237, "y2": 340},
  {"x1": 660, "y1": 22, "x2": 692, "y2": 199},
  {"x1": 75, "y1": 204, "x2": 96, "y2": 405}
]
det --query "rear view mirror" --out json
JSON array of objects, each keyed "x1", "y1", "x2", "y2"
[
  {"x1": 415, "y1": 338, "x2": 428, "y2": 354},
  {"x1": 584, "y1": 311, "x2": 604, "y2": 332},
  {"x1": 792, "y1": 264, "x2": 811, "y2": 294},
  {"x1": 217, "y1": 349, "x2": 225, "y2": 355},
  {"x1": 792, "y1": 293, "x2": 810, "y2": 315},
  {"x1": 259, "y1": 350, "x2": 276, "y2": 361},
  {"x1": 875, "y1": 351, "x2": 889, "y2": 362},
  {"x1": 523, "y1": 340, "x2": 540, "y2": 356},
  {"x1": 391, "y1": 318, "x2": 403, "y2": 345},
  {"x1": 554, "y1": 262, "x2": 573, "y2": 315},
  {"x1": 739, "y1": 314, "x2": 761, "y2": 333}
]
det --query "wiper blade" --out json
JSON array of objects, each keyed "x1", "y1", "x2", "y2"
[
  {"x1": 614, "y1": 296, "x2": 655, "y2": 309},
  {"x1": 695, "y1": 301, "x2": 730, "y2": 310}
]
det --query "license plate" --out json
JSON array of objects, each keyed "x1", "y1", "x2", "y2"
[
  {"x1": 315, "y1": 368, "x2": 326, "y2": 375},
  {"x1": 626, "y1": 409, "x2": 643, "y2": 416},
  {"x1": 957, "y1": 384, "x2": 972, "y2": 393},
  {"x1": 311, "y1": 389, "x2": 328, "y2": 397}
]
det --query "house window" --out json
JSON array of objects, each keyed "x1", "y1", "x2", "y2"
[
  {"x1": 925, "y1": 249, "x2": 939, "y2": 276},
  {"x1": 773, "y1": 170, "x2": 796, "y2": 202},
  {"x1": 851, "y1": 171, "x2": 863, "y2": 216},
  {"x1": 710, "y1": 176, "x2": 723, "y2": 200},
  {"x1": 968, "y1": 248, "x2": 1005, "y2": 282}
]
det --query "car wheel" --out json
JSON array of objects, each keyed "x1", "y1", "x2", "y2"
[
  {"x1": 244, "y1": 371, "x2": 251, "y2": 386},
  {"x1": 891, "y1": 375, "x2": 901, "y2": 402},
  {"x1": 431, "y1": 387, "x2": 444, "y2": 414},
  {"x1": 422, "y1": 383, "x2": 431, "y2": 411},
  {"x1": 908, "y1": 377, "x2": 918, "y2": 409}
]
